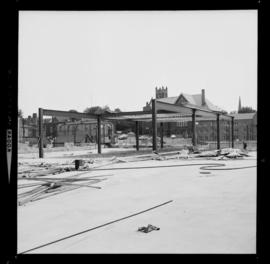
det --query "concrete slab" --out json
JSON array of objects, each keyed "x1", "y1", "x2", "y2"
[{"x1": 17, "y1": 152, "x2": 257, "y2": 254}]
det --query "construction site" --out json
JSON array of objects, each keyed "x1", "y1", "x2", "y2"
[{"x1": 18, "y1": 95, "x2": 257, "y2": 254}]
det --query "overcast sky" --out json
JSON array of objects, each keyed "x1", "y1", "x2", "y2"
[{"x1": 19, "y1": 10, "x2": 257, "y2": 117}]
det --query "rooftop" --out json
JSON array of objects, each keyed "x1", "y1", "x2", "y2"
[
  {"x1": 155, "y1": 92, "x2": 225, "y2": 113},
  {"x1": 231, "y1": 112, "x2": 257, "y2": 120}
]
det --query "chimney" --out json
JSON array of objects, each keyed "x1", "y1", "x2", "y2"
[{"x1": 201, "y1": 89, "x2": 206, "y2": 106}]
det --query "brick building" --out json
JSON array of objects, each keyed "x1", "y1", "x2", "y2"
[
  {"x1": 18, "y1": 113, "x2": 115, "y2": 146},
  {"x1": 18, "y1": 113, "x2": 41, "y2": 145},
  {"x1": 51, "y1": 119, "x2": 114, "y2": 146}
]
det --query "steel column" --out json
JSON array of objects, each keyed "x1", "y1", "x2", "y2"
[
  {"x1": 231, "y1": 116, "x2": 234, "y2": 148},
  {"x1": 38, "y1": 108, "x2": 44, "y2": 158},
  {"x1": 160, "y1": 122, "x2": 164, "y2": 148},
  {"x1": 217, "y1": 114, "x2": 220, "y2": 150},
  {"x1": 192, "y1": 109, "x2": 197, "y2": 146},
  {"x1": 97, "y1": 115, "x2": 101, "y2": 154},
  {"x1": 152, "y1": 99, "x2": 157, "y2": 151},
  {"x1": 135, "y1": 121, "x2": 139, "y2": 151}
]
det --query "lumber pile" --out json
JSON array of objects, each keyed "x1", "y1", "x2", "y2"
[
  {"x1": 18, "y1": 173, "x2": 112, "y2": 206},
  {"x1": 197, "y1": 148, "x2": 249, "y2": 159}
]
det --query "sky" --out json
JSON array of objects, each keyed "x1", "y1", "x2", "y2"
[{"x1": 19, "y1": 10, "x2": 257, "y2": 117}]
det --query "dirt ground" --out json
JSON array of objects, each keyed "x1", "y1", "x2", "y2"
[{"x1": 17, "y1": 148, "x2": 257, "y2": 254}]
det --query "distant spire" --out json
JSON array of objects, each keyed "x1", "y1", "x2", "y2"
[{"x1": 238, "y1": 97, "x2": 242, "y2": 113}]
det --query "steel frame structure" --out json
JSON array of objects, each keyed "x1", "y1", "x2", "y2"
[{"x1": 38, "y1": 101, "x2": 234, "y2": 157}]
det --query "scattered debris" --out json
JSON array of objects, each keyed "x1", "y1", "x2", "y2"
[
  {"x1": 18, "y1": 173, "x2": 109, "y2": 205},
  {"x1": 75, "y1": 159, "x2": 84, "y2": 170},
  {"x1": 138, "y1": 224, "x2": 160, "y2": 233},
  {"x1": 197, "y1": 148, "x2": 249, "y2": 159},
  {"x1": 188, "y1": 145, "x2": 201, "y2": 154},
  {"x1": 198, "y1": 150, "x2": 219, "y2": 157},
  {"x1": 177, "y1": 149, "x2": 189, "y2": 159}
]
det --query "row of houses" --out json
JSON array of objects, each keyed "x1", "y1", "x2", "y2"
[
  {"x1": 18, "y1": 115, "x2": 114, "y2": 146},
  {"x1": 139, "y1": 113, "x2": 256, "y2": 143}
]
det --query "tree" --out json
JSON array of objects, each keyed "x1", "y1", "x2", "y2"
[
  {"x1": 68, "y1": 109, "x2": 79, "y2": 121},
  {"x1": 103, "y1": 105, "x2": 112, "y2": 113},
  {"x1": 84, "y1": 106, "x2": 103, "y2": 114},
  {"x1": 229, "y1": 111, "x2": 237, "y2": 114},
  {"x1": 84, "y1": 105, "x2": 112, "y2": 115},
  {"x1": 114, "y1": 108, "x2": 121, "y2": 113},
  {"x1": 238, "y1": 107, "x2": 256, "y2": 113}
]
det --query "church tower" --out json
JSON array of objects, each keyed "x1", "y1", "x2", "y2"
[{"x1": 155, "y1": 86, "x2": 168, "y2": 99}]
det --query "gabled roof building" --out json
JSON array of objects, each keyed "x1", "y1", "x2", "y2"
[
  {"x1": 143, "y1": 87, "x2": 225, "y2": 113},
  {"x1": 142, "y1": 87, "x2": 256, "y2": 145}
]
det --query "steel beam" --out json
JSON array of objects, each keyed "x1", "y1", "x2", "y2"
[
  {"x1": 43, "y1": 109, "x2": 97, "y2": 119},
  {"x1": 156, "y1": 100, "x2": 193, "y2": 114},
  {"x1": 155, "y1": 100, "x2": 233, "y2": 119},
  {"x1": 102, "y1": 110, "x2": 152, "y2": 118},
  {"x1": 38, "y1": 108, "x2": 44, "y2": 158}
]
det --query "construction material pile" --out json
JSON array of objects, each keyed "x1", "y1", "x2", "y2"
[
  {"x1": 18, "y1": 173, "x2": 112, "y2": 206},
  {"x1": 196, "y1": 148, "x2": 249, "y2": 159},
  {"x1": 17, "y1": 147, "x2": 250, "y2": 206},
  {"x1": 18, "y1": 160, "x2": 75, "y2": 179}
]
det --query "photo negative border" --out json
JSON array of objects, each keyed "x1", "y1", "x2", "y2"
[{"x1": 5, "y1": 0, "x2": 264, "y2": 263}]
